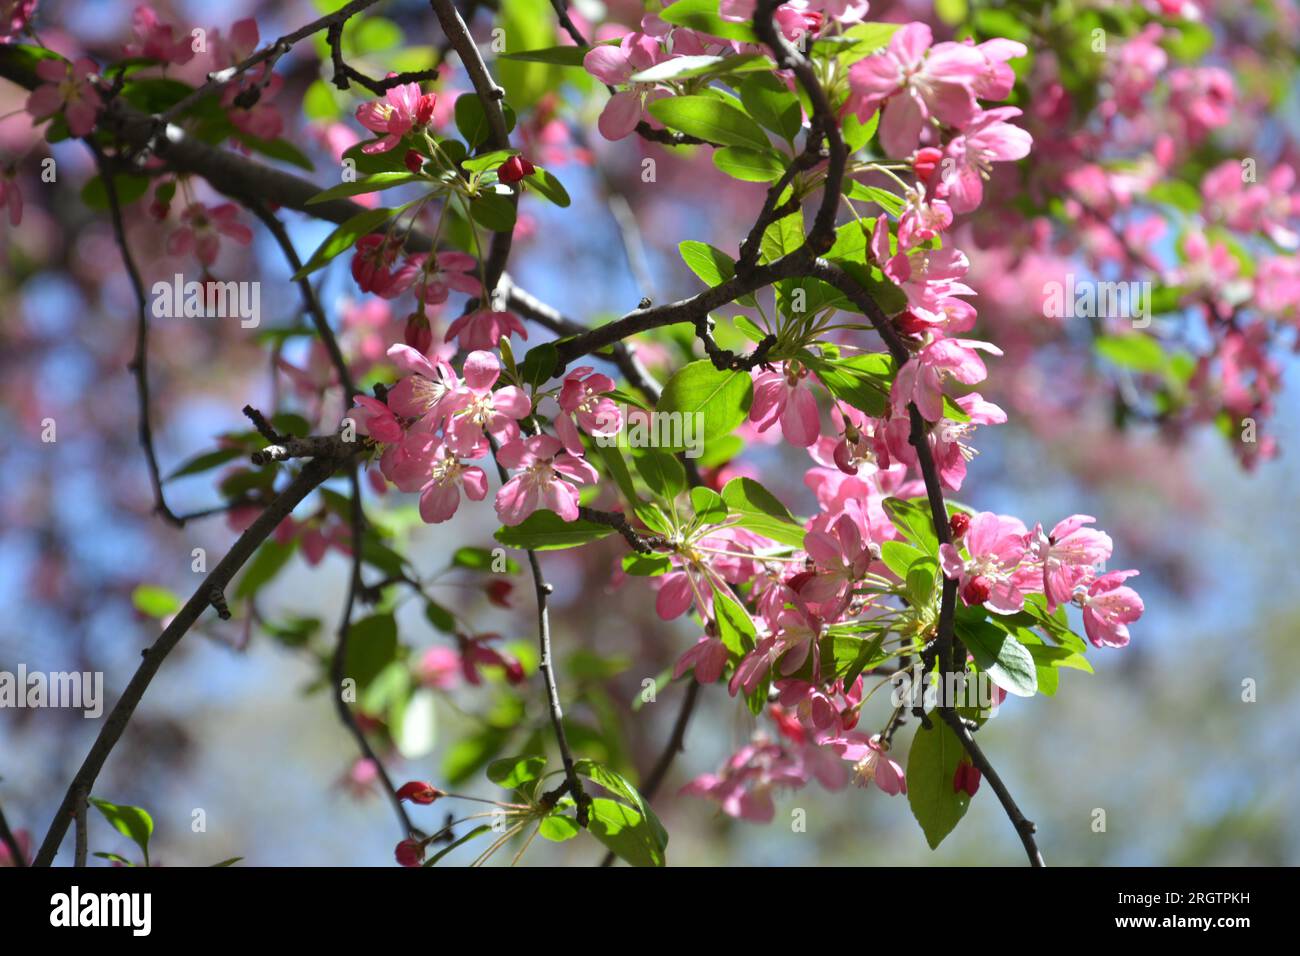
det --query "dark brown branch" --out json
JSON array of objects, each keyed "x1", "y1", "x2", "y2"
[
  {"x1": 330, "y1": 465, "x2": 422, "y2": 840},
  {"x1": 576, "y1": 506, "x2": 667, "y2": 554},
  {"x1": 72, "y1": 787, "x2": 88, "y2": 868},
  {"x1": 89, "y1": 142, "x2": 183, "y2": 528},
  {"x1": 33, "y1": 441, "x2": 358, "y2": 866}
]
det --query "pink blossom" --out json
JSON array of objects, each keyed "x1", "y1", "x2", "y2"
[
  {"x1": 166, "y1": 202, "x2": 253, "y2": 267},
  {"x1": 124, "y1": 4, "x2": 195, "y2": 65},
  {"x1": 461, "y1": 633, "x2": 524, "y2": 685},
  {"x1": 356, "y1": 83, "x2": 438, "y2": 153},
  {"x1": 419, "y1": 444, "x2": 488, "y2": 523},
  {"x1": 1074, "y1": 570, "x2": 1143, "y2": 649},
  {"x1": 409, "y1": 250, "x2": 481, "y2": 304},
  {"x1": 351, "y1": 234, "x2": 420, "y2": 298},
  {"x1": 673, "y1": 635, "x2": 729, "y2": 684},
  {"x1": 386, "y1": 343, "x2": 465, "y2": 428},
  {"x1": 824, "y1": 732, "x2": 907, "y2": 794},
  {"x1": 27, "y1": 57, "x2": 102, "y2": 137},
  {"x1": 939, "y1": 511, "x2": 1031, "y2": 613},
  {"x1": 750, "y1": 362, "x2": 821, "y2": 446},
  {"x1": 847, "y1": 22, "x2": 985, "y2": 157},
  {"x1": 1168, "y1": 66, "x2": 1234, "y2": 141},
  {"x1": 801, "y1": 508, "x2": 878, "y2": 612},
  {"x1": 891, "y1": 337, "x2": 1002, "y2": 422},
  {"x1": 941, "y1": 106, "x2": 1033, "y2": 214},
  {"x1": 417, "y1": 645, "x2": 461, "y2": 690},
  {"x1": 444, "y1": 307, "x2": 528, "y2": 351},
  {"x1": 494, "y1": 434, "x2": 597, "y2": 525},
  {"x1": 347, "y1": 394, "x2": 404, "y2": 444},
  {"x1": 681, "y1": 740, "x2": 809, "y2": 822},
  {"x1": 1, "y1": 1, "x2": 36, "y2": 42},
  {"x1": 1030, "y1": 515, "x2": 1113, "y2": 612},
  {"x1": 444, "y1": 350, "x2": 530, "y2": 457},
  {"x1": 582, "y1": 33, "x2": 668, "y2": 140},
  {"x1": 555, "y1": 366, "x2": 621, "y2": 453}
]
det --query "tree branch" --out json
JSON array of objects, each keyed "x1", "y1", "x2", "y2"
[
  {"x1": 0, "y1": 800, "x2": 26, "y2": 867},
  {"x1": 32, "y1": 440, "x2": 359, "y2": 866}
]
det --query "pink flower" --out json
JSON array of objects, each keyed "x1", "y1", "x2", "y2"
[
  {"x1": 356, "y1": 83, "x2": 438, "y2": 153},
  {"x1": 410, "y1": 251, "x2": 481, "y2": 304},
  {"x1": 939, "y1": 511, "x2": 1031, "y2": 614},
  {"x1": 124, "y1": 4, "x2": 195, "y2": 65},
  {"x1": 416, "y1": 645, "x2": 461, "y2": 689},
  {"x1": 681, "y1": 740, "x2": 809, "y2": 822},
  {"x1": 1, "y1": 1, "x2": 36, "y2": 42},
  {"x1": 1074, "y1": 570, "x2": 1143, "y2": 649},
  {"x1": 940, "y1": 107, "x2": 1032, "y2": 214},
  {"x1": 347, "y1": 394, "x2": 404, "y2": 444},
  {"x1": 801, "y1": 509, "x2": 878, "y2": 612},
  {"x1": 386, "y1": 343, "x2": 465, "y2": 428},
  {"x1": 750, "y1": 363, "x2": 821, "y2": 447},
  {"x1": 891, "y1": 337, "x2": 1002, "y2": 422},
  {"x1": 824, "y1": 732, "x2": 907, "y2": 794},
  {"x1": 847, "y1": 22, "x2": 985, "y2": 158},
  {"x1": 27, "y1": 57, "x2": 102, "y2": 137},
  {"x1": 351, "y1": 234, "x2": 420, "y2": 298},
  {"x1": 885, "y1": 392, "x2": 1005, "y2": 491},
  {"x1": 444, "y1": 350, "x2": 531, "y2": 457},
  {"x1": 494, "y1": 434, "x2": 597, "y2": 525},
  {"x1": 166, "y1": 202, "x2": 253, "y2": 267},
  {"x1": 582, "y1": 33, "x2": 668, "y2": 140},
  {"x1": 1168, "y1": 66, "x2": 1234, "y2": 141},
  {"x1": 673, "y1": 636, "x2": 729, "y2": 684},
  {"x1": 444, "y1": 307, "x2": 528, "y2": 351},
  {"x1": 873, "y1": 217, "x2": 976, "y2": 321},
  {"x1": 1030, "y1": 515, "x2": 1112, "y2": 612},
  {"x1": 969, "y1": 38, "x2": 1028, "y2": 100},
  {"x1": 555, "y1": 366, "x2": 620, "y2": 453},
  {"x1": 419, "y1": 444, "x2": 488, "y2": 523}
]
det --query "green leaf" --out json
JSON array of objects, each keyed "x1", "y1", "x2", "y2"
[
  {"x1": 587, "y1": 798, "x2": 665, "y2": 867},
  {"x1": 306, "y1": 172, "x2": 423, "y2": 204},
  {"x1": 690, "y1": 486, "x2": 728, "y2": 524},
  {"x1": 486, "y1": 754, "x2": 547, "y2": 789},
  {"x1": 656, "y1": 360, "x2": 753, "y2": 453},
  {"x1": 631, "y1": 446, "x2": 686, "y2": 500},
  {"x1": 132, "y1": 584, "x2": 181, "y2": 619},
  {"x1": 80, "y1": 173, "x2": 150, "y2": 210},
  {"x1": 518, "y1": 340, "x2": 558, "y2": 388},
  {"x1": 424, "y1": 599, "x2": 456, "y2": 633},
  {"x1": 499, "y1": 45, "x2": 589, "y2": 66},
  {"x1": 469, "y1": 191, "x2": 517, "y2": 232},
  {"x1": 658, "y1": 0, "x2": 759, "y2": 42},
  {"x1": 713, "y1": 146, "x2": 786, "y2": 182},
  {"x1": 905, "y1": 720, "x2": 970, "y2": 850},
  {"x1": 166, "y1": 447, "x2": 245, "y2": 480},
  {"x1": 712, "y1": 584, "x2": 756, "y2": 655},
  {"x1": 525, "y1": 168, "x2": 571, "y2": 207},
  {"x1": 344, "y1": 613, "x2": 400, "y2": 690},
  {"x1": 882, "y1": 497, "x2": 941, "y2": 555},
  {"x1": 739, "y1": 71, "x2": 802, "y2": 142},
  {"x1": 845, "y1": 181, "x2": 906, "y2": 217},
  {"x1": 1095, "y1": 333, "x2": 1166, "y2": 374},
  {"x1": 879, "y1": 540, "x2": 925, "y2": 580},
  {"x1": 956, "y1": 618, "x2": 1038, "y2": 698},
  {"x1": 454, "y1": 92, "x2": 517, "y2": 149},
  {"x1": 293, "y1": 207, "x2": 392, "y2": 279},
  {"x1": 720, "y1": 477, "x2": 805, "y2": 548},
  {"x1": 808, "y1": 352, "x2": 894, "y2": 418},
  {"x1": 679, "y1": 240, "x2": 738, "y2": 288},
  {"x1": 539, "y1": 814, "x2": 582, "y2": 841},
  {"x1": 494, "y1": 511, "x2": 615, "y2": 550},
  {"x1": 89, "y1": 798, "x2": 154, "y2": 866},
  {"x1": 576, "y1": 759, "x2": 669, "y2": 851},
  {"x1": 647, "y1": 95, "x2": 772, "y2": 150},
  {"x1": 234, "y1": 539, "x2": 296, "y2": 599}
]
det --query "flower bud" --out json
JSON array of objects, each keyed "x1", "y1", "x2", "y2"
[
  {"x1": 394, "y1": 838, "x2": 423, "y2": 867},
  {"x1": 485, "y1": 579, "x2": 514, "y2": 608},
  {"x1": 961, "y1": 574, "x2": 992, "y2": 606},
  {"x1": 404, "y1": 312, "x2": 432, "y2": 353},
  {"x1": 499, "y1": 155, "x2": 536, "y2": 185},
  {"x1": 396, "y1": 781, "x2": 443, "y2": 805},
  {"x1": 949, "y1": 512, "x2": 971, "y2": 539},
  {"x1": 404, "y1": 149, "x2": 425, "y2": 175},
  {"x1": 913, "y1": 147, "x2": 944, "y2": 184}
]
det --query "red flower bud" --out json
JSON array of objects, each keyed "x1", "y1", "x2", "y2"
[
  {"x1": 503, "y1": 660, "x2": 526, "y2": 685},
  {"x1": 396, "y1": 781, "x2": 443, "y2": 805},
  {"x1": 961, "y1": 575, "x2": 992, "y2": 606},
  {"x1": 949, "y1": 512, "x2": 971, "y2": 539},
  {"x1": 404, "y1": 312, "x2": 432, "y2": 353},
  {"x1": 415, "y1": 93, "x2": 437, "y2": 128},
  {"x1": 394, "y1": 838, "x2": 423, "y2": 867},
  {"x1": 953, "y1": 762, "x2": 981, "y2": 796},
  {"x1": 896, "y1": 309, "x2": 930, "y2": 335},
  {"x1": 498, "y1": 155, "x2": 536, "y2": 185},
  {"x1": 913, "y1": 147, "x2": 944, "y2": 184},
  {"x1": 485, "y1": 579, "x2": 514, "y2": 608},
  {"x1": 404, "y1": 149, "x2": 425, "y2": 175}
]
